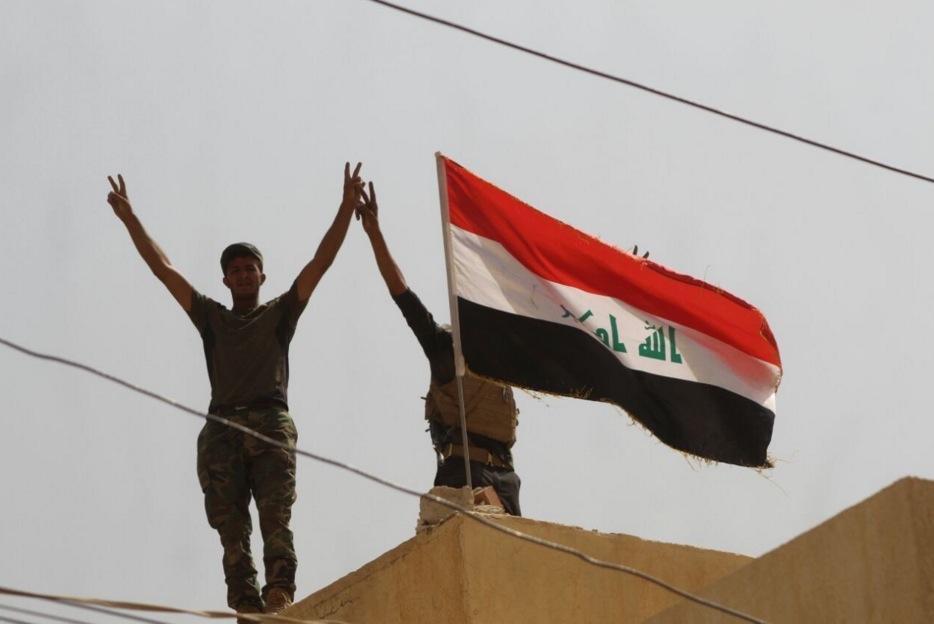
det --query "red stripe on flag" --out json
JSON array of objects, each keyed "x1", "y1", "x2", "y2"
[{"x1": 442, "y1": 156, "x2": 781, "y2": 368}]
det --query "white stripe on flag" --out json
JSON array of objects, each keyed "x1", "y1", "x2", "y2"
[{"x1": 451, "y1": 225, "x2": 779, "y2": 409}]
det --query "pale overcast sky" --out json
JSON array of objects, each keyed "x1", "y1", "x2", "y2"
[{"x1": 2, "y1": 1, "x2": 933, "y2": 621}]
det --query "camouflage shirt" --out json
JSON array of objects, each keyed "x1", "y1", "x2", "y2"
[{"x1": 188, "y1": 284, "x2": 307, "y2": 412}]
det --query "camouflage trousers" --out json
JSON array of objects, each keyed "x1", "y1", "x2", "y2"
[{"x1": 197, "y1": 407, "x2": 298, "y2": 611}]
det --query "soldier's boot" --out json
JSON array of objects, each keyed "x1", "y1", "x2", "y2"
[
  {"x1": 234, "y1": 600, "x2": 263, "y2": 624},
  {"x1": 264, "y1": 587, "x2": 293, "y2": 614}
]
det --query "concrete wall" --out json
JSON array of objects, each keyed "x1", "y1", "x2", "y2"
[
  {"x1": 288, "y1": 518, "x2": 470, "y2": 623},
  {"x1": 648, "y1": 477, "x2": 934, "y2": 623},
  {"x1": 287, "y1": 514, "x2": 750, "y2": 624}
]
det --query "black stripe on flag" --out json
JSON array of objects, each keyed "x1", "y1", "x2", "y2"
[{"x1": 458, "y1": 298, "x2": 775, "y2": 467}]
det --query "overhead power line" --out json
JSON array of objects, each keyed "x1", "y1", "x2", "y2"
[
  {"x1": 0, "y1": 603, "x2": 96, "y2": 624},
  {"x1": 0, "y1": 600, "x2": 169, "y2": 624},
  {"x1": 1, "y1": 599, "x2": 167, "y2": 624},
  {"x1": 0, "y1": 336, "x2": 765, "y2": 623},
  {"x1": 1, "y1": 594, "x2": 170, "y2": 624},
  {"x1": 0, "y1": 587, "x2": 327, "y2": 624},
  {"x1": 361, "y1": 0, "x2": 934, "y2": 185}
]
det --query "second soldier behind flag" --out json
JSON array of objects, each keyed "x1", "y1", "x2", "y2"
[{"x1": 356, "y1": 181, "x2": 521, "y2": 515}]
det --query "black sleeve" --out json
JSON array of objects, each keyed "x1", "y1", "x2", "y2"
[{"x1": 392, "y1": 288, "x2": 455, "y2": 384}]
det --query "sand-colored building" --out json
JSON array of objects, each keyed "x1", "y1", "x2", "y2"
[{"x1": 285, "y1": 477, "x2": 933, "y2": 623}]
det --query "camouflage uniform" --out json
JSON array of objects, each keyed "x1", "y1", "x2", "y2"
[
  {"x1": 187, "y1": 283, "x2": 307, "y2": 610},
  {"x1": 197, "y1": 407, "x2": 298, "y2": 609}
]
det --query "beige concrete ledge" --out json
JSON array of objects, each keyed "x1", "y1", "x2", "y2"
[
  {"x1": 287, "y1": 512, "x2": 750, "y2": 624},
  {"x1": 649, "y1": 477, "x2": 934, "y2": 623}
]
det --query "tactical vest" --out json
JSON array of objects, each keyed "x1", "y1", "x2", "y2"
[{"x1": 425, "y1": 373, "x2": 518, "y2": 446}]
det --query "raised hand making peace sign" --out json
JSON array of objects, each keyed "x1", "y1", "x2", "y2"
[
  {"x1": 358, "y1": 181, "x2": 379, "y2": 235},
  {"x1": 106, "y1": 173, "x2": 132, "y2": 219},
  {"x1": 342, "y1": 162, "x2": 365, "y2": 211}
]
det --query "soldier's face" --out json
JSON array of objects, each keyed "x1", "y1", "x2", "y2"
[{"x1": 223, "y1": 256, "x2": 265, "y2": 296}]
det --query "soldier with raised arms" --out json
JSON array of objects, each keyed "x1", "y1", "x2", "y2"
[
  {"x1": 104, "y1": 164, "x2": 364, "y2": 618},
  {"x1": 356, "y1": 181, "x2": 522, "y2": 515}
]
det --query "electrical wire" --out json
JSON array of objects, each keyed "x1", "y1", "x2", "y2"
[
  {"x1": 1, "y1": 594, "x2": 170, "y2": 624},
  {"x1": 48, "y1": 603, "x2": 169, "y2": 624},
  {"x1": 0, "y1": 336, "x2": 765, "y2": 623},
  {"x1": 359, "y1": 0, "x2": 934, "y2": 185},
  {"x1": 0, "y1": 588, "x2": 340, "y2": 624},
  {"x1": 0, "y1": 603, "x2": 95, "y2": 624}
]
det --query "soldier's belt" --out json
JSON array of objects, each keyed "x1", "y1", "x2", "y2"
[
  {"x1": 212, "y1": 398, "x2": 287, "y2": 415},
  {"x1": 441, "y1": 442, "x2": 511, "y2": 469}
]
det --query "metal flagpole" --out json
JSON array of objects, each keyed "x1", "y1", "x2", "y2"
[{"x1": 435, "y1": 151, "x2": 473, "y2": 493}]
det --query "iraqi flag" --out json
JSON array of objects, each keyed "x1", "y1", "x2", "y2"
[{"x1": 436, "y1": 155, "x2": 782, "y2": 467}]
